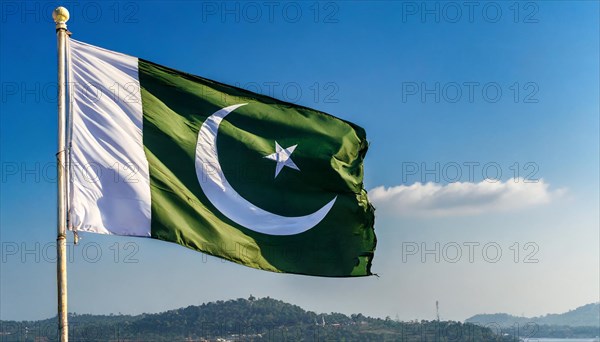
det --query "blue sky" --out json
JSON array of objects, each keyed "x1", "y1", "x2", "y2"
[{"x1": 1, "y1": 1, "x2": 598, "y2": 322}]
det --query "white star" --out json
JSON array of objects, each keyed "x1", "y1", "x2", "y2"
[{"x1": 264, "y1": 141, "x2": 300, "y2": 178}]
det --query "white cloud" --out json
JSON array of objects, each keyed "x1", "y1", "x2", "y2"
[{"x1": 368, "y1": 178, "x2": 566, "y2": 217}]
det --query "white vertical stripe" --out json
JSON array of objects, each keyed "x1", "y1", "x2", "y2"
[{"x1": 69, "y1": 39, "x2": 151, "y2": 237}]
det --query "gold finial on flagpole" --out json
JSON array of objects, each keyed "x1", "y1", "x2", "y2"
[
  {"x1": 53, "y1": 6, "x2": 70, "y2": 29},
  {"x1": 52, "y1": 6, "x2": 69, "y2": 22}
]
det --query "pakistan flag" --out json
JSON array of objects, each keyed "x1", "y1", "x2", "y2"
[{"x1": 68, "y1": 39, "x2": 376, "y2": 277}]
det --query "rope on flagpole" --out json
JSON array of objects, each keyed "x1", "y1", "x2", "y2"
[{"x1": 53, "y1": 6, "x2": 70, "y2": 342}]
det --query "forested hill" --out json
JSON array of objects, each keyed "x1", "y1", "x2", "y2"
[
  {"x1": 466, "y1": 303, "x2": 600, "y2": 327},
  {"x1": 2, "y1": 296, "x2": 510, "y2": 342}
]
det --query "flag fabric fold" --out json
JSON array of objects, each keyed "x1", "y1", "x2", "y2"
[{"x1": 68, "y1": 38, "x2": 376, "y2": 277}]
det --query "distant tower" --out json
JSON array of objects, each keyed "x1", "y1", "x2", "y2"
[{"x1": 436, "y1": 301, "x2": 440, "y2": 321}]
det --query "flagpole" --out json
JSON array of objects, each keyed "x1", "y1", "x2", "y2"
[{"x1": 53, "y1": 6, "x2": 70, "y2": 342}]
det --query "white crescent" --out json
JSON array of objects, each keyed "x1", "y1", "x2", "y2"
[{"x1": 194, "y1": 103, "x2": 337, "y2": 236}]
